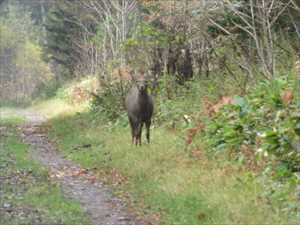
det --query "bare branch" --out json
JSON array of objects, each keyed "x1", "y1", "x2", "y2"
[{"x1": 208, "y1": 18, "x2": 231, "y2": 35}]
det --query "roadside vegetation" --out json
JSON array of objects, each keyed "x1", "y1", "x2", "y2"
[{"x1": 46, "y1": 110, "x2": 298, "y2": 225}]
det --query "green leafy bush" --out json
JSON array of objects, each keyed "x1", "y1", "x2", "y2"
[
  {"x1": 90, "y1": 83, "x2": 126, "y2": 122},
  {"x1": 203, "y1": 77, "x2": 300, "y2": 172}
]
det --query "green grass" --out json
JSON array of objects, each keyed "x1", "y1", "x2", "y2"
[
  {"x1": 47, "y1": 111, "x2": 298, "y2": 225},
  {"x1": 0, "y1": 117, "x2": 90, "y2": 225},
  {"x1": 30, "y1": 98, "x2": 88, "y2": 119},
  {"x1": 0, "y1": 107, "x2": 26, "y2": 123}
]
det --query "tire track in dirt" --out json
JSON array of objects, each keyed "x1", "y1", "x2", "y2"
[{"x1": 18, "y1": 110, "x2": 138, "y2": 225}]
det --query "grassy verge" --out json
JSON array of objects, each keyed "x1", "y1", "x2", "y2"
[
  {"x1": 30, "y1": 98, "x2": 88, "y2": 119},
  {"x1": 0, "y1": 116, "x2": 90, "y2": 225},
  {"x1": 47, "y1": 111, "x2": 297, "y2": 225}
]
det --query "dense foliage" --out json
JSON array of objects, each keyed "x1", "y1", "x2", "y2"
[{"x1": 203, "y1": 76, "x2": 300, "y2": 174}]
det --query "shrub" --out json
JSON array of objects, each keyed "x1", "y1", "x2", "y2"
[
  {"x1": 90, "y1": 83, "x2": 126, "y2": 122},
  {"x1": 203, "y1": 77, "x2": 300, "y2": 173}
]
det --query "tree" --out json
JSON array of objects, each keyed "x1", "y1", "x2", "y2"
[
  {"x1": 0, "y1": 1, "x2": 53, "y2": 102},
  {"x1": 45, "y1": 0, "x2": 83, "y2": 76}
]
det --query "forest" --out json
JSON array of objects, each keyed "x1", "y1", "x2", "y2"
[{"x1": 0, "y1": 0, "x2": 300, "y2": 224}]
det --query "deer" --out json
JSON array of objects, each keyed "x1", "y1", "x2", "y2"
[{"x1": 125, "y1": 74, "x2": 154, "y2": 146}]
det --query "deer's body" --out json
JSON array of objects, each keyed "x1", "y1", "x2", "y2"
[{"x1": 125, "y1": 80, "x2": 153, "y2": 146}]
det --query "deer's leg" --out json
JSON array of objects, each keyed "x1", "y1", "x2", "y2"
[
  {"x1": 138, "y1": 123, "x2": 143, "y2": 146},
  {"x1": 145, "y1": 120, "x2": 151, "y2": 144},
  {"x1": 129, "y1": 117, "x2": 136, "y2": 145},
  {"x1": 133, "y1": 122, "x2": 140, "y2": 146}
]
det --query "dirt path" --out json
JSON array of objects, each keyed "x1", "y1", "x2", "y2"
[{"x1": 17, "y1": 110, "x2": 138, "y2": 225}]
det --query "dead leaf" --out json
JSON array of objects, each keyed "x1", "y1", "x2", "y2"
[
  {"x1": 72, "y1": 169, "x2": 88, "y2": 177},
  {"x1": 191, "y1": 148, "x2": 204, "y2": 160},
  {"x1": 186, "y1": 122, "x2": 205, "y2": 145},
  {"x1": 87, "y1": 176, "x2": 96, "y2": 184},
  {"x1": 281, "y1": 89, "x2": 293, "y2": 106},
  {"x1": 202, "y1": 96, "x2": 233, "y2": 117}
]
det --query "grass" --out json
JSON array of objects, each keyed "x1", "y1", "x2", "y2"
[
  {"x1": 47, "y1": 111, "x2": 298, "y2": 225},
  {"x1": 30, "y1": 98, "x2": 88, "y2": 119},
  {"x1": 0, "y1": 116, "x2": 90, "y2": 225},
  {"x1": 0, "y1": 107, "x2": 26, "y2": 122}
]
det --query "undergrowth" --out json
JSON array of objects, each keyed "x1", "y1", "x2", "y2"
[
  {"x1": 201, "y1": 75, "x2": 300, "y2": 173},
  {"x1": 186, "y1": 74, "x2": 300, "y2": 221}
]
